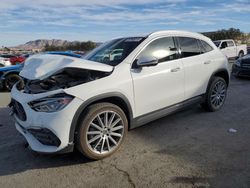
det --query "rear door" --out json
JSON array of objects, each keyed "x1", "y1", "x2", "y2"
[{"x1": 177, "y1": 37, "x2": 212, "y2": 100}]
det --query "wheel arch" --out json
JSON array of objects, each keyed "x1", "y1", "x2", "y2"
[
  {"x1": 239, "y1": 50, "x2": 244, "y2": 55},
  {"x1": 207, "y1": 69, "x2": 230, "y2": 91},
  {"x1": 2, "y1": 71, "x2": 20, "y2": 79},
  {"x1": 69, "y1": 92, "x2": 133, "y2": 143}
]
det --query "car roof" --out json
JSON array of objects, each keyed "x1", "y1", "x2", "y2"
[
  {"x1": 213, "y1": 39, "x2": 233, "y2": 42},
  {"x1": 148, "y1": 30, "x2": 208, "y2": 40}
]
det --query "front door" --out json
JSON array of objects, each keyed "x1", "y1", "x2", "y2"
[{"x1": 131, "y1": 37, "x2": 185, "y2": 117}]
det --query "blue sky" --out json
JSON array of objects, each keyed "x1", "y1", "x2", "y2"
[{"x1": 0, "y1": 0, "x2": 250, "y2": 46}]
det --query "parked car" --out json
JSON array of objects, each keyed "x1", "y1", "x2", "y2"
[
  {"x1": 46, "y1": 51, "x2": 82, "y2": 58},
  {"x1": 247, "y1": 46, "x2": 250, "y2": 54},
  {"x1": 232, "y1": 54, "x2": 250, "y2": 77},
  {"x1": 213, "y1": 39, "x2": 247, "y2": 59},
  {"x1": 0, "y1": 64, "x2": 23, "y2": 91},
  {"x1": 10, "y1": 55, "x2": 26, "y2": 65},
  {"x1": 0, "y1": 54, "x2": 16, "y2": 67},
  {"x1": 10, "y1": 31, "x2": 230, "y2": 159}
]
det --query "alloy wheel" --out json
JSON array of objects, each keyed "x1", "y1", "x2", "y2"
[
  {"x1": 210, "y1": 80, "x2": 226, "y2": 108},
  {"x1": 86, "y1": 111, "x2": 124, "y2": 154}
]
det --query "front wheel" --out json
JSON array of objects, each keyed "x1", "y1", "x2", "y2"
[
  {"x1": 76, "y1": 103, "x2": 128, "y2": 160},
  {"x1": 4, "y1": 74, "x2": 24, "y2": 91},
  {"x1": 238, "y1": 52, "x2": 244, "y2": 58},
  {"x1": 202, "y1": 77, "x2": 227, "y2": 112}
]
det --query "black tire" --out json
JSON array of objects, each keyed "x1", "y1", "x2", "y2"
[
  {"x1": 76, "y1": 102, "x2": 128, "y2": 160},
  {"x1": 4, "y1": 74, "x2": 24, "y2": 91},
  {"x1": 202, "y1": 77, "x2": 227, "y2": 112},
  {"x1": 238, "y1": 51, "x2": 244, "y2": 58}
]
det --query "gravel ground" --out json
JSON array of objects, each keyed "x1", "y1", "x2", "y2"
[{"x1": 0, "y1": 76, "x2": 250, "y2": 188}]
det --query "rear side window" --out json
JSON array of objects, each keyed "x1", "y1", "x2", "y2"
[
  {"x1": 178, "y1": 37, "x2": 200, "y2": 58},
  {"x1": 199, "y1": 40, "x2": 213, "y2": 53},
  {"x1": 138, "y1": 37, "x2": 178, "y2": 63},
  {"x1": 227, "y1": 41, "x2": 234, "y2": 47}
]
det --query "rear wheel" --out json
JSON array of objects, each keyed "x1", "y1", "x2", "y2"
[
  {"x1": 76, "y1": 103, "x2": 128, "y2": 160},
  {"x1": 4, "y1": 74, "x2": 23, "y2": 91},
  {"x1": 202, "y1": 77, "x2": 227, "y2": 112}
]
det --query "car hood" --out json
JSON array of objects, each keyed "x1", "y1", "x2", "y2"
[{"x1": 20, "y1": 54, "x2": 113, "y2": 80}]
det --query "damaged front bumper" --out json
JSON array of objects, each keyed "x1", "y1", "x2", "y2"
[{"x1": 10, "y1": 85, "x2": 84, "y2": 154}]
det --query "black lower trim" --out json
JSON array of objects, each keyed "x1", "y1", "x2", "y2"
[
  {"x1": 28, "y1": 128, "x2": 61, "y2": 147},
  {"x1": 69, "y1": 92, "x2": 205, "y2": 145},
  {"x1": 131, "y1": 95, "x2": 204, "y2": 129},
  {"x1": 68, "y1": 92, "x2": 133, "y2": 143},
  {"x1": 33, "y1": 143, "x2": 74, "y2": 154},
  {"x1": 54, "y1": 143, "x2": 74, "y2": 154}
]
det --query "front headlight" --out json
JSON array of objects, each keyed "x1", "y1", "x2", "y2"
[
  {"x1": 234, "y1": 60, "x2": 241, "y2": 67},
  {"x1": 29, "y1": 93, "x2": 74, "y2": 112}
]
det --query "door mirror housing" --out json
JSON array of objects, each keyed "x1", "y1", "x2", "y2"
[{"x1": 137, "y1": 56, "x2": 158, "y2": 67}]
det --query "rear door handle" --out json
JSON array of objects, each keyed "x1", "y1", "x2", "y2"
[
  {"x1": 204, "y1": 60, "x2": 211, "y2": 65},
  {"x1": 171, "y1": 67, "x2": 181, "y2": 72}
]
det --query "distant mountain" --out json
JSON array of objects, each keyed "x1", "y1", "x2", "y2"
[{"x1": 12, "y1": 39, "x2": 99, "y2": 50}]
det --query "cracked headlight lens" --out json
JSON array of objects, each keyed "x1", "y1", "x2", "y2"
[{"x1": 29, "y1": 93, "x2": 74, "y2": 112}]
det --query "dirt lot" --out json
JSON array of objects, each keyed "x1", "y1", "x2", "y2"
[{"x1": 0, "y1": 76, "x2": 250, "y2": 188}]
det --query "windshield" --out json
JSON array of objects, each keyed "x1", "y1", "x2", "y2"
[
  {"x1": 84, "y1": 37, "x2": 145, "y2": 66},
  {"x1": 213, "y1": 41, "x2": 220, "y2": 47}
]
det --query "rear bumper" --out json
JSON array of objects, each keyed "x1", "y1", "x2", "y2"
[{"x1": 232, "y1": 65, "x2": 250, "y2": 77}]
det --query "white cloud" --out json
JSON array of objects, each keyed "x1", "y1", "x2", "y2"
[
  {"x1": 0, "y1": 0, "x2": 186, "y2": 9},
  {"x1": 0, "y1": 0, "x2": 249, "y2": 46}
]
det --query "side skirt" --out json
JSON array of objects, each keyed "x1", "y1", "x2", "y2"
[{"x1": 130, "y1": 95, "x2": 204, "y2": 129}]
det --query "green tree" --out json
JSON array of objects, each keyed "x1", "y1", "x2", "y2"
[
  {"x1": 203, "y1": 28, "x2": 244, "y2": 42},
  {"x1": 44, "y1": 41, "x2": 97, "y2": 52}
]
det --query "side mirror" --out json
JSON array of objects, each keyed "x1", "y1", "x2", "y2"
[{"x1": 137, "y1": 56, "x2": 158, "y2": 67}]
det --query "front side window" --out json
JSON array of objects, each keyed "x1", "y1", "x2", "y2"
[
  {"x1": 221, "y1": 42, "x2": 228, "y2": 49},
  {"x1": 178, "y1": 37, "x2": 200, "y2": 58},
  {"x1": 85, "y1": 37, "x2": 145, "y2": 66},
  {"x1": 137, "y1": 37, "x2": 178, "y2": 63}
]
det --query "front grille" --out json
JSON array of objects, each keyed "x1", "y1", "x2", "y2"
[
  {"x1": 242, "y1": 64, "x2": 250, "y2": 69},
  {"x1": 28, "y1": 128, "x2": 61, "y2": 147},
  {"x1": 11, "y1": 99, "x2": 27, "y2": 121}
]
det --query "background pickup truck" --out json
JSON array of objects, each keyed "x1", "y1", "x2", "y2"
[{"x1": 213, "y1": 39, "x2": 247, "y2": 59}]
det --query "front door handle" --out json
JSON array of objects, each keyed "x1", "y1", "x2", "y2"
[
  {"x1": 204, "y1": 60, "x2": 211, "y2": 65},
  {"x1": 171, "y1": 67, "x2": 181, "y2": 72}
]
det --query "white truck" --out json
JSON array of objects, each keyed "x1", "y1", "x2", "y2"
[{"x1": 213, "y1": 39, "x2": 247, "y2": 59}]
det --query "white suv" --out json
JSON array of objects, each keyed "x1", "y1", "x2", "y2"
[{"x1": 10, "y1": 30, "x2": 230, "y2": 159}]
